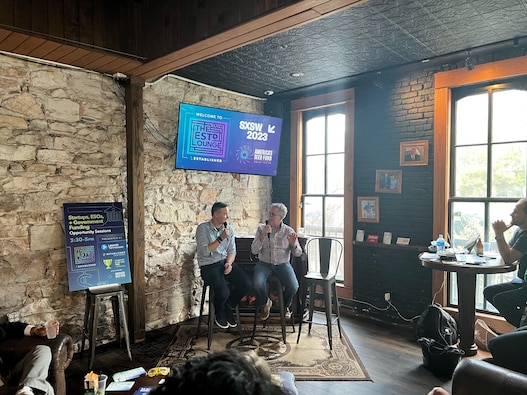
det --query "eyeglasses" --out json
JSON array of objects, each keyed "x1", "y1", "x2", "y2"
[{"x1": 269, "y1": 211, "x2": 281, "y2": 217}]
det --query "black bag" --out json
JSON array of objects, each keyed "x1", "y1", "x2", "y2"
[
  {"x1": 418, "y1": 337, "x2": 464, "y2": 377},
  {"x1": 416, "y1": 303, "x2": 458, "y2": 345}
]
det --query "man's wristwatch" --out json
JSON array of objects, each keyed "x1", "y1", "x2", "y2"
[{"x1": 216, "y1": 236, "x2": 223, "y2": 243}]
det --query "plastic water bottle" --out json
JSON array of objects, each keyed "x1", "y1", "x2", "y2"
[{"x1": 436, "y1": 234, "x2": 445, "y2": 254}]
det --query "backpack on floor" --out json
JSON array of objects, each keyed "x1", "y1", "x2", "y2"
[{"x1": 416, "y1": 303, "x2": 458, "y2": 345}]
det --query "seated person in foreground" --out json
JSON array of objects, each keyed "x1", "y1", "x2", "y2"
[
  {"x1": 150, "y1": 349, "x2": 297, "y2": 395},
  {"x1": 487, "y1": 324, "x2": 527, "y2": 375},
  {"x1": 483, "y1": 197, "x2": 527, "y2": 327},
  {"x1": 0, "y1": 321, "x2": 55, "y2": 395}
]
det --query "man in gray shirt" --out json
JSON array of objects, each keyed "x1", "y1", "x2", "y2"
[{"x1": 196, "y1": 202, "x2": 251, "y2": 329}]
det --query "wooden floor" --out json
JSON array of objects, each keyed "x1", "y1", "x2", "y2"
[{"x1": 66, "y1": 312, "x2": 490, "y2": 394}]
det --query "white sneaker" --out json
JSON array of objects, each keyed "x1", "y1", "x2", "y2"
[
  {"x1": 259, "y1": 298, "x2": 272, "y2": 321},
  {"x1": 16, "y1": 386, "x2": 34, "y2": 395},
  {"x1": 285, "y1": 307, "x2": 292, "y2": 319}
]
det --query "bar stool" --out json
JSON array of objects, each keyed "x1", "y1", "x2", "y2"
[
  {"x1": 195, "y1": 283, "x2": 242, "y2": 349},
  {"x1": 252, "y1": 275, "x2": 295, "y2": 344},
  {"x1": 81, "y1": 284, "x2": 132, "y2": 370},
  {"x1": 297, "y1": 237, "x2": 343, "y2": 350}
]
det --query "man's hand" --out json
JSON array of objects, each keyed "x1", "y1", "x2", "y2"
[
  {"x1": 492, "y1": 219, "x2": 512, "y2": 235},
  {"x1": 287, "y1": 231, "x2": 297, "y2": 246},
  {"x1": 31, "y1": 325, "x2": 47, "y2": 337},
  {"x1": 224, "y1": 262, "x2": 233, "y2": 275}
]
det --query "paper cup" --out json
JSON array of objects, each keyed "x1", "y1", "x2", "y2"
[{"x1": 46, "y1": 320, "x2": 59, "y2": 339}]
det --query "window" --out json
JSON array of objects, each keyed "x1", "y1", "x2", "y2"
[
  {"x1": 302, "y1": 106, "x2": 345, "y2": 280},
  {"x1": 290, "y1": 89, "x2": 354, "y2": 298},
  {"x1": 449, "y1": 81, "x2": 527, "y2": 312}
]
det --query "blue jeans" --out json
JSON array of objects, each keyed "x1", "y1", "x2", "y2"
[
  {"x1": 253, "y1": 261, "x2": 299, "y2": 308},
  {"x1": 200, "y1": 261, "x2": 251, "y2": 319}
]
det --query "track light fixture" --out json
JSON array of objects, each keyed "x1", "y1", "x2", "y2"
[{"x1": 465, "y1": 51, "x2": 475, "y2": 71}]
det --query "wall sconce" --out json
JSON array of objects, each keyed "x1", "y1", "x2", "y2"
[{"x1": 465, "y1": 51, "x2": 475, "y2": 71}]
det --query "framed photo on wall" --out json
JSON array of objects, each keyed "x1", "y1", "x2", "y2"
[
  {"x1": 375, "y1": 170, "x2": 402, "y2": 194},
  {"x1": 357, "y1": 196, "x2": 379, "y2": 223},
  {"x1": 400, "y1": 140, "x2": 428, "y2": 166}
]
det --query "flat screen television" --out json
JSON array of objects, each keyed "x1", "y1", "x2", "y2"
[{"x1": 175, "y1": 103, "x2": 282, "y2": 176}]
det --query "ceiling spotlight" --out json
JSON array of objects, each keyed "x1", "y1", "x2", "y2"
[
  {"x1": 264, "y1": 90, "x2": 274, "y2": 96},
  {"x1": 290, "y1": 72, "x2": 304, "y2": 77},
  {"x1": 465, "y1": 51, "x2": 475, "y2": 71}
]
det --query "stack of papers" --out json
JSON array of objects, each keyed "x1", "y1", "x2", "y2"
[{"x1": 455, "y1": 254, "x2": 486, "y2": 264}]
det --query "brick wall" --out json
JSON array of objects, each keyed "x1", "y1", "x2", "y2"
[{"x1": 272, "y1": 47, "x2": 523, "y2": 325}]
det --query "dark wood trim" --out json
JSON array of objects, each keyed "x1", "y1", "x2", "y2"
[{"x1": 124, "y1": 76, "x2": 146, "y2": 342}]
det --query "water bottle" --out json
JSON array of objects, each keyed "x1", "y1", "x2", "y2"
[{"x1": 436, "y1": 234, "x2": 445, "y2": 254}]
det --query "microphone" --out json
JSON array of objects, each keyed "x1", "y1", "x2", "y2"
[
  {"x1": 265, "y1": 220, "x2": 271, "y2": 238},
  {"x1": 223, "y1": 222, "x2": 228, "y2": 229}
]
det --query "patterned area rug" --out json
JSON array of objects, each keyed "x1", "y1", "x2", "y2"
[{"x1": 157, "y1": 322, "x2": 371, "y2": 381}]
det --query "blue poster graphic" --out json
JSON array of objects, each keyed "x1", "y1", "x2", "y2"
[
  {"x1": 63, "y1": 202, "x2": 132, "y2": 291},
  {"x1": 175, "y1": 103, "x2": 282, "y2": 176}
]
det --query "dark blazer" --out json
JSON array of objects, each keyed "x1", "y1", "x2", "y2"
[{"x1": 0, "y1": 322, "x2": 29, "y2": 375}]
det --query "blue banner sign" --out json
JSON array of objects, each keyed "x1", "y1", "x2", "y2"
[{"x1": 63, "y1": 202, "x2": 132, "y2": 291}]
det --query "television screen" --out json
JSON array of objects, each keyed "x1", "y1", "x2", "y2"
[{"x1": 175, "y1": 103, "x2": 282, "y2": 176}]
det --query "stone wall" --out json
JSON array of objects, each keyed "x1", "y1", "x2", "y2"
[{"x1": 0, "y1": 54, "x2": 271, "y2": 348}]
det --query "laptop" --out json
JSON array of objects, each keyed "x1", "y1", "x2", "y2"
[
  {"x1": 454, "y1": 233, "x2": 486, "y2": 264},
  {"x1": 461, "y1": 233, "x2": 479, "y2": 254}
]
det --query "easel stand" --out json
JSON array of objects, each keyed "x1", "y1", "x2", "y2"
[{"x1": 81, "y1": 284, "x2": 132, "y2": 370}]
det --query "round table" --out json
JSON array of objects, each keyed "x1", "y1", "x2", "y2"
[{"x1": 420, "y1": 253, "x2": 516, "y2": 356}]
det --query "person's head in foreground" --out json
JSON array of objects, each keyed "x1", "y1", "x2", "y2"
[{"x1": 150, "y1": 349, "x2": 283, "y2": 395}]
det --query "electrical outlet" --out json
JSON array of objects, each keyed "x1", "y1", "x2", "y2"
[{"x1": 384, "y1": 292, "x2": 391, "y2": 301}]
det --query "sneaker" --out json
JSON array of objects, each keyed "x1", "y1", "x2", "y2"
[
  {"x1": 285, "y1": 307, "x2": 292, "y2": 319},
  {"x1": 259, "y1": 298, "x2": 272, "y2": 321},
  {"x1": 214, "y1": 316, "x2": 229, "y2": 329},
  {"x1": 16, "y1": 387, "x2": 34, "y2": 395},
  {"x1": 225, "y1": 309, "x2": 237, "y2": 328}
]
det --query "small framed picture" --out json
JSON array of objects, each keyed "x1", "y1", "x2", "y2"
[
  {"x1": 375, "y1": 170, "x2": 402, "y2": 194},
  {"x1": 383, "y1": 232, "x2": 392, "y2": 245},
  {"x1": 400, "y1": 140, "x2": 428, "y2": 166},
  {"x1": 366, "y1": 234, "x2": 379, "y2": 243},
  {"x1": 357, "y1": 196, "x2": 379, "y2": 223},
  {"x1": 356, "y1": 229, "x2": 365, "y2": 242},
  {"x1": 396, "y1": 237, "x2": 411, "y2": 245}
]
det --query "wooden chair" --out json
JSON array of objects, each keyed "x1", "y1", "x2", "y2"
[{"x1": 297, "y1": 237, "x2": 343, "y2": 350}]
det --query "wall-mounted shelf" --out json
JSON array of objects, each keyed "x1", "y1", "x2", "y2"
[{"x1": 353, "y1": 241, "x2": 428, "y2": 252}]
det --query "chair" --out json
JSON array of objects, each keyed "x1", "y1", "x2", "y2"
[
  {"x1": 252, "y1": 274, "x2": 295, "y2": 344},
  {"x1": 0, "y1": 333, "x2": 74, "y2": 395},
  {"x1": 297, "y1": 237, "x2": 343, "y2": 350},
  {"x1": 195, "y1": 283, "x2": 242, "y2": 349}
]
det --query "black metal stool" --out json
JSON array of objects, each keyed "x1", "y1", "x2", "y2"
[
  {"x1": 252, "y1": 275, "x2": 295, "y2": 344},
  {"x1": 195, "y1": 283, "x2": 242, "y2": 349},
  {"x1": 81, "y1": 284, "x2": 132, "y2": 370}
]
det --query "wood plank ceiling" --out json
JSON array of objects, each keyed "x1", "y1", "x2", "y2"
[{"x1": 0, "y1": 0, "x2": 365, "y2": 83}]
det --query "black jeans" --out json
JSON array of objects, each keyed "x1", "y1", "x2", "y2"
[
  {"x1": 200, "y1": 261, "x2": 251, "y2": 319},
  {"x1": 488, "y1": 325, "x2": 527, "y2": 374},
  {"x1": 483, "y1": 281, "x2": 527, "y2": 327}
]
